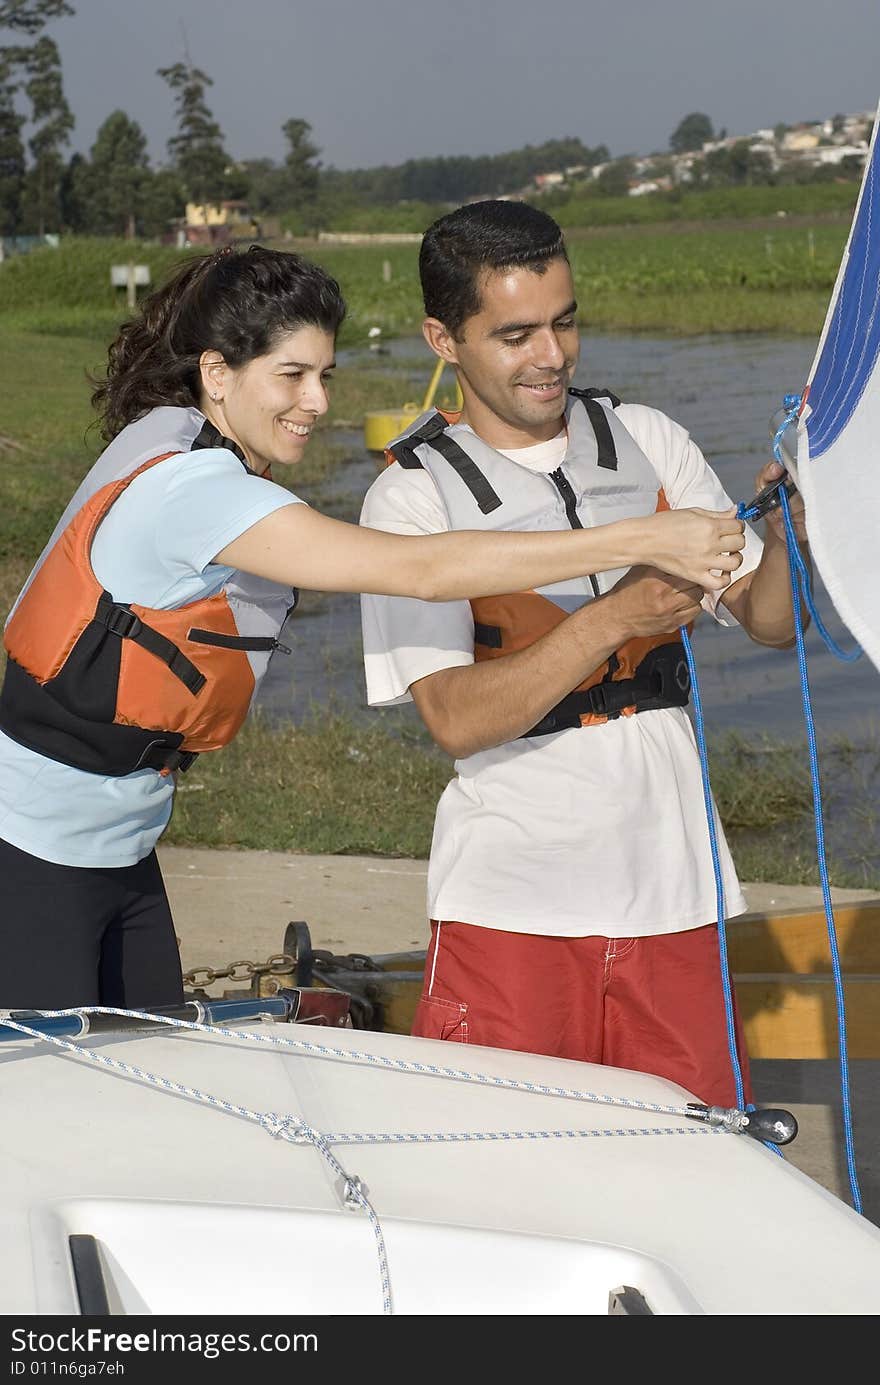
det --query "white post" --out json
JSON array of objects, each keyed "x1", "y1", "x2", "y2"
[{"x1": 126, "y1": 262, "x2": 136, "y2": 310}]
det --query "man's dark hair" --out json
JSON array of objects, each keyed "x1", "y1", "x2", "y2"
[{"x1": 419, "y1": 200, "x2": 568, "y2": 337}]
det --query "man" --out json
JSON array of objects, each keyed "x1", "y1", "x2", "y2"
[{"x1": 359, "y1": 200, "x2": 807, "y2": 1107}]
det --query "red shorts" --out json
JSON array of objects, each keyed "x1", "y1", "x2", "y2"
[{"x1": 412, "y1": 920, "x2": 752, "y2": 1108}]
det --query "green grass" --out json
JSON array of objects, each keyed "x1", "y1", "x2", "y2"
[
  {"x1": 709, "y1": 732, "x2": 880, "y2": 889},
  {"x1": 160, "y1": 715, "x2": 880, "y2": 889},
  {"x1": 164, "y1": 712, "x2": 452, "y2": 856},
  {"x1": 2, "y1": 224, "x2": 847, "y2": 343},
  {"x1": 548, "y1": 181, "x2": 859, "y2": 228}
]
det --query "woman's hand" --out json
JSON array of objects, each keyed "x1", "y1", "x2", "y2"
[{"x1": 638, "y1": 506, "x2": 746, "y2": 591}]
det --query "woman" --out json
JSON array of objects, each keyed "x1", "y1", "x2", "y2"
[{"x1": 0, "y1": 245, "x2": 744, "y2": 1010}]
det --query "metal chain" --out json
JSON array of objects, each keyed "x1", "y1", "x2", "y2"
[{"x1": 182, "y1": 952, "x2": 296, "y2": 991}]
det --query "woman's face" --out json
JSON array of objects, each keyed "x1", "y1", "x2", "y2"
[{"x1": 201, "y1": 325, "x2": 336, "y2": 473}]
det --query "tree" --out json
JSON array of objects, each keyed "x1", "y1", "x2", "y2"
[
  {"x1": 138, "y1": 166, "x2": 185, "y2": 238},
  {"x1": 280, "y1": 117, "x2": 320, "y2": 210},
  {"x1": 0, "y1": 0, "x2": 74, "y2": 233},
  {"x1": 157, "y1": 60, "x2": 229, "y2": 206},
  {"x1": 0, "y1": 52, "x2": 25, "y2": 232},
  {"x1": 702, "y1": 139, "x2": 775, "y2": 188},
  {"x1": 597, "y1": 156, "x2": 635, "y2": 197},
  {"x1": 19, "y1": 33, "x2": 73, "y2": 233},
  {"x1": 84, "y1": 109, "x2": 151, "y2": 236},
  {"x1": 670, "y1": 112, "x2": 714, "y2": 154},
  {"x1": 0, "y1": 0, "x2": 73, "y2": 33},
  {"x1": 240, "y1": 156, "x2": 280, "y2": 215}
]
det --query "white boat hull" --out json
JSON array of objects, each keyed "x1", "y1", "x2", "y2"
[{"x1": 3, "y1": 1017, "x2": 879, "y2": 1315}]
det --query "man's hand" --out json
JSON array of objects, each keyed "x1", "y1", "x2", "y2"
[
  {"x1": 606, "y1": 565, "x2": 704, "y2": 639},
  {"x1": 756, "y1": 459, "x2": 808, "y2": 546},
  {"x1": 720, "y1": 459, "x2": 810, "y2": 645}
]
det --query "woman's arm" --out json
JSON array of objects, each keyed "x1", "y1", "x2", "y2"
[{"x1": 215, "y1": 502, "x2": 745, "y2": 601}]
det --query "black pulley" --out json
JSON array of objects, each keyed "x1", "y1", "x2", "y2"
[{"x1": 686, "y1": 1103, "x2": 798, "y2": 1145}]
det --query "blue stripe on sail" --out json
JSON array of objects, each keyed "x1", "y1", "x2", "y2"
[{"x1": 807, "y1": 143, "x2": 880, "y2": 460}]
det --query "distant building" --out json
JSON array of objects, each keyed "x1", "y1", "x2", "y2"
[
  {"x1": 782, "y1": 128, "x2": 821, "y2": 152},
  {"x1": 171, "y1": 200, "x2": 260, "y2": 247},
  {"x1": 533, "y1": 171, "x2": 566, "y2": 189},
  {"x1": 813, "y1": 145, "x2": 868, "y2": 166}
]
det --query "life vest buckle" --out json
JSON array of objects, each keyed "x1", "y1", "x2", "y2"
[
  {"x1": 586, "y1": 681, "x2": 634, "y2": 719},
  {"x1": 102, "y1": 604, "x2": 143, "y2": 641},
  {"x1": 414, "y1": 411, "x2": 447, "y2": 443}
]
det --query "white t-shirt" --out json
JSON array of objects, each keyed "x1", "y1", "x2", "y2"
[
  {"x1": 360, "y1": 403, "x2": 764, "y2": 938},
  {"x1": 0, "y1": 449, "x2": 300, "y2": 868}
]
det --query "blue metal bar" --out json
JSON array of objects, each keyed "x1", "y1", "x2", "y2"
[{"x1": 0, "y1": 996, "x2": 293, "y2": 1044}]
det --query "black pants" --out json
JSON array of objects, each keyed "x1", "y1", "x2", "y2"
[{"x1": 0, "y1": 837, "x2": 184, "y2": 1010}]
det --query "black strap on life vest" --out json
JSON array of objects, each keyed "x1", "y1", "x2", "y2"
[
  {"x1": 191, "y1": 418, "x2": 249, "y2": 465},
  {"x1": 567, "y1": 388, "x2": 620, "y2": 471},
  {"x1": 390, "y1": 412, "x2": 503, "y2": 514},
  {"x1": 390, "y1": 391, "x2": 622, "y2": 507},
  {"x1": 524, "y1": 641, "x2": 691, "y2": 737},
  {"x1": 94, "y1": 594, "x2": 207, "y2": 695},
  {"x1": 473, "y1": 622, "x2": 503, "y2": 649},
  {"x1": 0, "y1": 656, "x2": 197, "y2": 776},
  {"x1": 95, "y1": 598, "x2": 291, "y2": 692}
]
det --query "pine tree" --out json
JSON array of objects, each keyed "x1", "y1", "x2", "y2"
[
  {"x1": 84, "y1": 109, "x2": 151, "y2": 236},
  {"x1": 0, "y1": 1, "x2": 73, "y2": 35},
  {"x1": 19, "y1": 33, "x2": 73, "y2": 233},
  {"x1": 0, "y1": 2, "x2": 75, "y2": 234},
  {"x1": 0, "y1": 52, "x2": 25, "y2": 233},
  {"x1": 281, "y1": 117, "x2": 320, "y2": 207},
  {"x1": 157, "y1": 60, "x2": 229, "y2": 207}
]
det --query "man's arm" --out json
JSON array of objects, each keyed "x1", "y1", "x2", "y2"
[
  {"x1": 718, "y1": 458, "x2": 810, "y2": 648},
  {"x1": 411, "y1": 568, "x2": 703, "y2": 759}
]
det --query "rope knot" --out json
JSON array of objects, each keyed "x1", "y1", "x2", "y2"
[{"x1": 259, "y1": 1111, "x2": 311, "y2": 1142}]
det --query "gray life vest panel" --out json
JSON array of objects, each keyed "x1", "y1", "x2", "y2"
[{"x1": 386, "y1": 389, "x2": 691, "y2": 733}]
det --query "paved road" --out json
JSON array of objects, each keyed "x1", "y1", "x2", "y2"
[{"x1": 159, "y1": 845, "x2": 880, "y2": 1227}]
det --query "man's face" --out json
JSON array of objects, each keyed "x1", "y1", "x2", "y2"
[{"x1": 430, "y1": 256, "x2": 580, "y2": 448}]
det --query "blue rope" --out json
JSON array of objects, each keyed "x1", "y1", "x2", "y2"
[
  {"x1": 776, "y1": 482, "x2": 862, "y2": 1212},
  {"x1": 737, "y1": 393, "x2": 862, "y2": 664},
  {"x1": 680, "y1": 625, "x2": 748, "y2": 1114},
  {"x1": 730, "y1": 390, "x2": 861, "y2": 1208}
]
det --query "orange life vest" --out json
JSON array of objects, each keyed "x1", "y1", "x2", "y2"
[{"x1": 1, "y1": 414, "x2": 294, "y2": 776}]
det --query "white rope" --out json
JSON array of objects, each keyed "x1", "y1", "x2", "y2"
[
  {"x1": 23, "y1": 1005, "x2": 701, "y2": 1118},
  {"x1": 1, "y1": 1007, "x2": 720, "y2": 1316}
]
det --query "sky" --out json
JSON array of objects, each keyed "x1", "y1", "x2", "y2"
[{"x1": 11, "y1": 0, "x2": 880, "y2": 170}]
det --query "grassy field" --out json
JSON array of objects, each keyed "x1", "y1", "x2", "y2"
[
  {"x1": 159, "y1": 711, "x2": 880, "y2": 889},
  {"x1": 1, "y1": 220, "x2": 847, "y2": 341},
  {"x1": 1, "y1": 228, "x2": 876, "y2": 885}
]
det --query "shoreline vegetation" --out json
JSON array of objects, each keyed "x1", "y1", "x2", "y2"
[
  {"x1": 2, "y1": 208, "x2": 877, "y2": 887},
  {"x1": 0, "y1": 210, "x2": 851, "y2": 340}
]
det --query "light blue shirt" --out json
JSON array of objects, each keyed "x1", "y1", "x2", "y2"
[{"x1": 0, "y1": 448, "x2": 301, "y2": 867}]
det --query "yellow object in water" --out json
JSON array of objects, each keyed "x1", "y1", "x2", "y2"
[{"x1": 363, "y1": 358, "x2": 463, "y2": 455}]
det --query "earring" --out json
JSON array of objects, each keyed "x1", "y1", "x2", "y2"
[{"x1": 211, "y1": 392, "x2": 220, "y2": 402}]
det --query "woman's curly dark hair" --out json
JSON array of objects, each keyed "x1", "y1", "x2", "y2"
[{"x1": 91, "y1": 244, "x2": 346, "y2": 441}]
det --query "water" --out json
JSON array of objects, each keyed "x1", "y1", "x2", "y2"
[{"x1": 257, "y1": 332, "x2": 879, "y2": 746}]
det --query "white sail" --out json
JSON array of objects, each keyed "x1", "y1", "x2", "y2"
[{"x1": 797, "y1": 99, "x2": 880, "y2": 674}]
